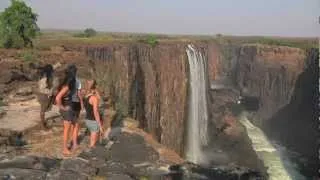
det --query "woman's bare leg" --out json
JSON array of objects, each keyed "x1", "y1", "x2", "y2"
[
  {"x1": 72, "y1": 122, "x2": 80, "y2": 149},
  {"x1": 63, "y1": 121, "x2": 72, "y2": 155},
  {"x1": 104, "y1": 112, "x2": 112, "y2": 139},
  {"x1": 68, "y1": 123, "x2": 74, "y2": 148},
  {"x1": 89, "y1": 132, "x2": 98, "y2": 148}
]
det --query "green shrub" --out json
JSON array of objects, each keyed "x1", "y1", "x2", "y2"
[
  {"x1": 19, "y1": 50, "x2": 37, "y2": 62},
  {"x1": 140, "y1": 35, "x2": 159, "y2": 47},
  {"x1": 84, "y1": 28, "x2": 97, "y2": 37},
  {"x1": 73, "y1": 28, "x2": 97, "y2": 38},
  {"x1": 146, "y1": 35, "x2": 158, "y2": 47}
]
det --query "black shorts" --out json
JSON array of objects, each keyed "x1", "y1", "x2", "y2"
[
  {"x1": 72, "y1": 102, "x2": 81, "y2": 118},
  {"x1": 59, "y1": 106, "x2": 75, "y2": 122}
]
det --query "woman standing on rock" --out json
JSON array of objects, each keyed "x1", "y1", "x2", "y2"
[
  {"x1": 36, "y1": 64, "x2": 59, "y2": 130},
  {"x1": 55, "y1": 70, "x2": 77, "y2": 155},
  {"x1": 83, "y1": 79, "x2": 104, "y2": 148},
  {"x1": 65, "y1": 65, "x2": 83, "y2": 150}
]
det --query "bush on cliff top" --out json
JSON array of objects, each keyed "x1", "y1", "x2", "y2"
[
  {"x1": 146, "y1": 35, "x2": 158, "y2": 47},
  {"x1": 0, "y1": 0, "x2": 40, "y2": 49},
  {"x1": 74, "y1": 28, "x2": 97, "y2": 38},
  {"x1": 138, "y1": 35, "x2": 159, "y2": 47}
]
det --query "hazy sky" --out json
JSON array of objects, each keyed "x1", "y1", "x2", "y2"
[{"x1": 0, "y1": 0, "x2": 319, "y2": 37}]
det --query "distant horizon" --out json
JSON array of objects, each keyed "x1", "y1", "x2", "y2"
[
  {"x1": 1, "y1": 0, "x2": 319, "y2": 38},
  {"x1": 41, "y1": 28, "x2": 319, "y2": 39}
]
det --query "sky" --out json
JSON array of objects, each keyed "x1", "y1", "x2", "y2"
[{"x1": 0, "y1": 0, "x2": 319, "y2": 37}]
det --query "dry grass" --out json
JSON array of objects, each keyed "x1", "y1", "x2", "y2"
[{"x1": 32, "y1": 30, "x2": 318, "y2": 50}]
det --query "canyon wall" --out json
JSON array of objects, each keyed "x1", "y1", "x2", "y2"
[
  {"x1": 208, "y1": 43, "x2": 318, "y2": 176},
  {"x1": 76, "y1": 42, "x2": 316, "y2": 169},
  {"x1": 208, "y1": 44, "x2": 308, "y2": 124},
  {"x1": 82, "y1": 43, "x2": 188, "y2": 155},
  {"x1": 264, "y1": 48, "x2": 319, "y2": 176}
]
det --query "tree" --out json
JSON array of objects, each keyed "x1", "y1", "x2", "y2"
[
  {"x1": 0, "y1": 0, "x2": 39, "y2": 48},
  {"x1": 73, "y1": 28, "x2": 97, "y2": 38},
  {"x1": 84, "y1": 28, "x2": 97, "y2": 37}
]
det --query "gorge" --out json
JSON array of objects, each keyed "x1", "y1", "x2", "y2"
[
  {"x1": 83, "y1": 41, "x2": 318, "y2": 179},
  {"x1": 0, "y1": 38, "x2": 317, "y2": 179}
]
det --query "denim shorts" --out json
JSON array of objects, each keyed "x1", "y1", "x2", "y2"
[{"x1": 85, "y1": 119, "x2": 99, "y2": 133}]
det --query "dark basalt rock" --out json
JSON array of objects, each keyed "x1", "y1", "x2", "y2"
[
  {"x1": 0, "y1": 168, "x2": 47, "y2": 180},
  {"x1": 60, "y1": 158, "x2": 97, "y2": 176},
  {"x1": 108, "y1": 133, "x2": 159, "y2": 164},
  {"x1": 0, "y1": 130, "x2": 267, "y2": 180},
  {"x1": 46, "y1": 169, "x2": 88, "y2": 180},
  {"x1": 104, "y1": 173, "x2": 134, "y2": 180},
  {"x1": 97, "y1": 161, "x2": 131, "y2": 176},
  {"x1": 0, "y1": 156, "x2": 59, "y2": 171},
  {"x1": 82, "y1": 132, "x2": 163, "y2": 178},
  {"x1": 168, "y1": 163, "x2": 268, "y2": 180}
]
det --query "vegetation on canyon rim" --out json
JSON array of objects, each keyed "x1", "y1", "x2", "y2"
[{"x1": 73, "y1": 28, "x2": 98, "y2": 38}]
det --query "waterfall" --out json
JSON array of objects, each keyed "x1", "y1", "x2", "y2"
[
  {"x1": 185, "y1": 44, "x2": 209, "y2": 164},
  {"x1": 239, "y1": 112, "x2": 306, "y2": 180}
]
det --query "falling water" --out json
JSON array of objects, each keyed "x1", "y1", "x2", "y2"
[
  {"x1": 185, "y1": 44, "x2": 209, "y2": 164},
  {"x1": 239, "y1": 112, "x2": 306, "y2": 180}
]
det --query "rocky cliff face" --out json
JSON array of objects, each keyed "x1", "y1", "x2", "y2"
[
  {"x1": 82, "y1": 43, "x2": 188, "y2": 155},
  {"x1": 0, "y1": 40, "x2": 315, "y2": 178},
  {"x1": 71, "y1": 42, "x2": 316, "y2": 174},
  {"x1": 210, "y1": 43, "x2": 318, "y2": 177},
  {"x1": 264, "y1": 48, "x2": 319, "y2": 176},
  {"x1": 208, "y1": 44, "x2": 307, "y2": 124}
]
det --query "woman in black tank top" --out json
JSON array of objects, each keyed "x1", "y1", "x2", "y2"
[
  {"x1": 83, "y1": 79, "x2": 104, "y2": 148},
  {"x1": 55, "y1": 70, "x2": 76, "y2": 156}
]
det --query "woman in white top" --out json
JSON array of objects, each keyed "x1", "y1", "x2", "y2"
[{"x1": 36, "y1": 64, "x2": 59, "y2": 130}]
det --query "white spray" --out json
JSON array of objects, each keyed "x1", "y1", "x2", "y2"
[{"x1": 185, "y1": 44, "x2": 209, "y2": 164}]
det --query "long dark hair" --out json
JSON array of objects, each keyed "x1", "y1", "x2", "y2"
[
  {"x1": 58, "y1": 67, "x2": 76, "y2": 92},
  {"x1": 40, "y1": 64, "x2": 54, "y2": 89},
  {"x1": 66, "y1": 64, "x2": 77, "y2": 78}
]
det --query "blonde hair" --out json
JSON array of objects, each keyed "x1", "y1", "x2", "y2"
[{"x1": 85, "y1": 79, "x2": 97, "y2": 94}]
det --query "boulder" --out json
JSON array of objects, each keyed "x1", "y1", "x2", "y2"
[
  {"x1": 0, "y1": 156, "x2": 59, "y2": 171},
  {"x1": 46, "y1": 169, "x2": 88, "y2": 180},
  {"x1": 0, "y1": 168, "x2": 47, "y2": 180},
  {"x1": 60, "y1": 158, "x2": 97, "y2": 176}
]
